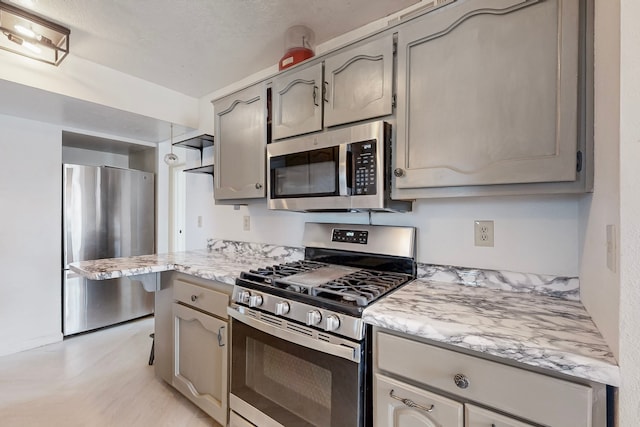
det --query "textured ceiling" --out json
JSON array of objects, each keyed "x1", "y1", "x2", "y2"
[{"x1": 7, "y1": 0, "x2": 419, "y2": 98}]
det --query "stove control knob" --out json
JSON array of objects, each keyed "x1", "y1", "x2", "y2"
[
  {"x1": 325, "y1": 315, "x2": 340, "y2": 332},
  {"x1": 248, "y1": 294, "x2": 263, "y2": 308},
  {"x1": 236, "y1": 290, "x2": 250, "y2": 304},
  {"x1": 275, "y1": 301, "x2": 290, "y2": 316},
  {"x1": 306, "y1": 310, "x2": 322, "y2": 326}
]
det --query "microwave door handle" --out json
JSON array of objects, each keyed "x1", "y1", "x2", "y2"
[{"x1": 338, "y1": 144, "x2": 349, "y2": 196}]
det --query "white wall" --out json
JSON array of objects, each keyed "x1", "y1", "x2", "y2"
[
  {"x1": 61, "y1": 146, "x2": 129, "y2": 168},
  {"x1": 618, "y1": 0, "x2": 640, "y2": 423},
  {"x1": 0, "y1": 50, "x2": 199, "y2": 130},
  {"x1": 578, "y1": 0, "x2": 621, "y2": 360},
  {"x1": 186, "y1": 194, "x2": 579, "y2": 276},
  {"x1": 0, "y1": 114, "x2": 62, "y2": 356}
]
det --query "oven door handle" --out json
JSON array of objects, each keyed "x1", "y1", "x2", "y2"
[{"x1": 228, "y1": 307, "x2": 361, "y2": 363}]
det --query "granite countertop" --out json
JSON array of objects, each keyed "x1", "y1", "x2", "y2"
[
  {"x1": 363, "y1": 278, "x2": 620, "y2": 387},
  {"x1": 69, "y1": 248, "x2": 299, "y2": 286},
  {"x1": 70, "y1": 243, "x2": 619, "y2": 387}
]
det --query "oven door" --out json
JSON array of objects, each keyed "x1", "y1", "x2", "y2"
[{"x1": 229, "y1": 308, "x2": 365, "y2": 427}]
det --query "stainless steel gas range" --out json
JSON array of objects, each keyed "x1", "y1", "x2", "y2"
[{"x1": 228, "y1": 222, "x2": 416, "y2": 427}]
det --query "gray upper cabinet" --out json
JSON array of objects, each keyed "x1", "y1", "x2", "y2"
[
  {"x1": 272, "y1": 63, "x2": 323, "y2": 140},
  {"x1": 394, "y1": 0, "x2": 583, "y2": 192},
  {"x1": 213, "y1": 82, "x2": 267, "y2": 201},
  {"x1": 324, "y1": 33, "x2": 394, "y2": 128},
  {"x1": 272, "y1": 33, "x2": 395, "y2": 140}
]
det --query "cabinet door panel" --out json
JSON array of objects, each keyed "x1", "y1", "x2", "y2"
[
  {"x1": 173, "y1": 303, "x2": 228, "y2": 425},
  {"x1": 273, "y1": 63, "x2": 323, "y2": 139},
  {"x1": 395, "y1": 0, "x2": 580, "y2": 189},
  {"x1": 466, "y1": 404, "x2": 536, "y2": 427},
  {"x1": 324, "y1": 34, "x2": 394, "y2": 127},
  {"x1": 214, "y1": 83, "x2": 267, "y2": 200},
  {"x1": 375, "y1": 373, "x2": 463, "y2": 427}
]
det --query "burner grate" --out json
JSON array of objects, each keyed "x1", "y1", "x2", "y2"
[
  {"x1": 244, "y1": 260, "x2": 325, "y2": 283},
  {"x1": 313, "y1": 270, "x2": 410, "y2": 306}
]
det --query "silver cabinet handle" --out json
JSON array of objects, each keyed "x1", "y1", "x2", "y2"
[
  {"x1": 313, "y1": 85, "x2": 319, "y2": 106},
  {"x1": 255, "y1": 182, "x2": 263, "y2": 190},
  {"x1": 190, "y1": 295, "x2": 198, "y2": 302},
  {"x1": 323, "y1": 81, "x2": 328, "y2": 103},
  {"x1": 217, "y1": 326, "x2": 225, "y2": 347},
  {"x1": 389, "y1": 389, "x2": 434, "y2": 413},
  {"x1": 393, "y1": 168, "x2": 405, "y2": 177},
  {"x1": 453, "y1": 373, "x2": 470, "y2": 389}
]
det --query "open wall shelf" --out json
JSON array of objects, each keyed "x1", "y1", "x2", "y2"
[{"x1": 173, "y1": 134, "x2": 214, "y2": 175}]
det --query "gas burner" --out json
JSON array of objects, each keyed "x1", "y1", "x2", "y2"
[
  {"x1": 313, "y1": 270, "x2": 411, "y2": 306},
  {"x1": 244, "y1": 260, "x2": 325, "y2": 284}
]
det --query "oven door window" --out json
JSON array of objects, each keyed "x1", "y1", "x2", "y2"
[
  {"x1": 231, "y1": 318, "x2": 362, "y2": 427},
  {"x1": 270, "y1": 147, "x2": 341, "y2": 198}
]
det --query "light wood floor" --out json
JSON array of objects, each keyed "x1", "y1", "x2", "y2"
[{"x1": 0, "y1": 317, "x2": 220, "y2": 427}]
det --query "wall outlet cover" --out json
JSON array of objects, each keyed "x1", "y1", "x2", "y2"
[{"x1": 474, "y1": 220, "x2": 494, "y2": 247}]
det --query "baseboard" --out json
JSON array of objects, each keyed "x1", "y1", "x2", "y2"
[{"x1": 0, "y1": 332, "x2": 63, "y2": 357}]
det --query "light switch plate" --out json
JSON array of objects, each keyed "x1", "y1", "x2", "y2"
[{"x1": 474, "y1": 220, "x2": 494, "y2": 247}]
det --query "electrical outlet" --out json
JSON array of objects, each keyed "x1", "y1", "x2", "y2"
[
  {"x1": 474, "y1": 220, "x2": 494, "y2": 247},
  {"x1": 243, "y1": 215, "x2": 250, "y2": 231}
]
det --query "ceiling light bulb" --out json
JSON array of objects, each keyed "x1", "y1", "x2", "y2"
[
  {"x1": 6, "y1": 32, "x2": 24, "y2": 45},
  {"x1": 22, "y1": 41, "x2": 41, "y2": 53},
  {"x1": 14, "y1": 24, "x2": 36, "y2": 38}
]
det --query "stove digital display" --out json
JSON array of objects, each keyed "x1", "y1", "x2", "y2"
[{"x1": 332, "y1": 229, "x2": 368, "y2": 244}]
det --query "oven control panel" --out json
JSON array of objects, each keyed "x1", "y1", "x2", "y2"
[{"x1": 332, "y1": 228, "x2": 368, "y2": 244}]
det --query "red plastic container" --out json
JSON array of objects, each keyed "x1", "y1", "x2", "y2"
[
  {"x1": 279, "y1": 25, "x2": 315, "y2": 71},
  {"x1": 279, "y1": 47, "x2": 315, "y2": 70}
]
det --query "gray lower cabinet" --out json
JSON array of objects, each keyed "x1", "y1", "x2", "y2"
[
  {"x1": 375, "y1": 373, "x2": 464, "y2": 427},
  {"x1": 230, "y1": 411, "x2": 255, "y2": 427},
  {"x1": 465, "y1": 404, "x2": 535, "y2": 427},
  {"x1": 154, "y1": 272, "x2": 231, "y2": 427},
  {"x1": 394, "y1": 0, "x2": 587, "y2": 196},
  {"x1": 374, "y1": 328, "x2": 606, "y2": 427},
  {"x1": 213, "y1": 82, "x2": 268, "y2": 201}
]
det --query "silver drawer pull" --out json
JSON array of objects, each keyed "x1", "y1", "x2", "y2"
[
  {"x1": 389, "y1": 389, "x2": 434, "y2": 413},
  {"x1": 453, "y1": 373, "x2": 470, "y2": 389},
  {"x1": 217, "y1": 326, "x2": 225, "y2": 347},
  {"x1": 191, "y1": 295, "x2": 198, "y2": 302}
]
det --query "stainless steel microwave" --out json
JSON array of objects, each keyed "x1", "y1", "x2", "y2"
[{"x1": 267, "y1": 121, "x2": 412, "y2": 212}]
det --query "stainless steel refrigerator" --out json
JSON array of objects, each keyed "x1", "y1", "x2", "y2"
[{"x1": 62, "y1": 164, "x2": 155, "y2": 336}]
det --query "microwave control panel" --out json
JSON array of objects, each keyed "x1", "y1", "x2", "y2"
[{"x1": 352, "y1": 140, "x2": 377, "y2": 196}]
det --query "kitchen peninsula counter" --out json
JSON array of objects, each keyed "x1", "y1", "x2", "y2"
[
  {"x1": 363, "y1": 278, "x2": 620, "y2": 387},
  {"x1": 69, "y1": 246, "x2": 302, "y2": 285}
]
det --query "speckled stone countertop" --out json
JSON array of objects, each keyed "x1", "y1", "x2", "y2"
[
  {"x1": 363, "y1": 279, "x2": 620, "y2": 386},
  {"x1": 70, "y1": 240, "x2": 619, "y2": 387},
  {"x1": 69, "y1": 240, "x2": 303, "y2": 286}
]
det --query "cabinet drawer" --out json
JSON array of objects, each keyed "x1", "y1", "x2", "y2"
[
  {"x1": 376, "y1": 332, "x2": 593, "y2": 427},
  {"x1": 173, "y1": 279, "x2": 228, "y2": 318},
  {"x1": 465, "y1": 404, "x2": 535, "y2": 427},
  {"x1": 230, "y1": 411, "x2": 255, "y2": 427},
  {"x1": 375, "y1": 373, "x2": 463, "y2": 427}
]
